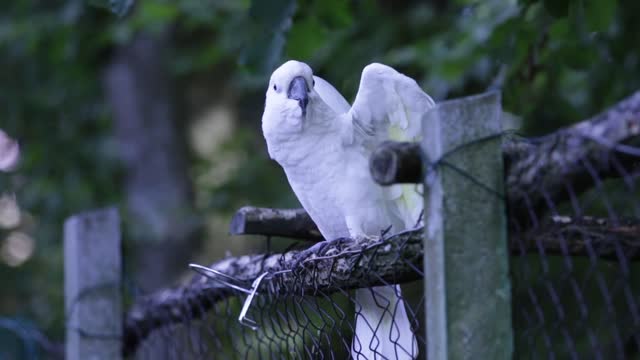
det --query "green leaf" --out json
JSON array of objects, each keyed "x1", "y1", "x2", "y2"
[
  {"x1": 135, "y1": 2, "x2": 179, "y2": 27},
  {"x1": 240, "y1": 0, "x2": 297, "y2": 74},
  {"x1": 543, "y1": 0, "x2": 570, "y2": 18},
  {"x1": 285, "y1": 17, "x2": 328, "y2": 60},
  {"x1": 584, "y1": 0, "x2": 617, "y2": 32},
  {"x1": 248, "y1": 0, "x2": 297, "y2": 31},
  {"x1": 314, "y1": 0, "x2": 352, "y2": 28},
  {"x1": 87, "y1": 0, "x2": 135, "y2": 17},
  {"x1": 557, "y1": 42, "x2": 597, "y2": 70},
  {"x1": 548, "y1": 18, "x2": 570, "y2": 40}
]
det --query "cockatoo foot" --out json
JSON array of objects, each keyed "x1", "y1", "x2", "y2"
[
  {"x1": 352, "y1": 234, "x2": 382, "y2": 246},
  {"x1": 292, "y1": 237, "x2": 351, "y2": 269}
]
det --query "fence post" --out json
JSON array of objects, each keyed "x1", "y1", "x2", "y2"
[
  {"x1": 422, "y1": 91, "x2": 513, "y2": 359},
  {"x1": 64, "y1": 207, "x2": 122, "y2": 360}
]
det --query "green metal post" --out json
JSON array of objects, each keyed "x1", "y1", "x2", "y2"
[
  {"x1": 422, "y1": 91, "x2": 513, "y2": 359},
  {"x1": 65, "y1": 208, "x2": 122, "y2": 360}
]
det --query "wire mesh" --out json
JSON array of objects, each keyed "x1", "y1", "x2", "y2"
[
  {"x1": 509, "y1": 139, "x2": 640, "y2": 359},
  {"x1": 132, "y1": 285, "x2": 424, "y2": 359},
  {"x1": 127, "y1": 231, "x2": 426, "y2": 359},
  {"x1": 7, "y1": 94, "x2": 620, "y2": 360},
  {"x1": 117, "y1": 132, "x2": 640, "y2": 360}
]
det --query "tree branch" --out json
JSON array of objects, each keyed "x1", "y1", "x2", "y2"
[
  {"x1": 506, "y1": 91, "x2": 640, "y2": 218},
  {"x1": 229, "y1": 206, "x2": 323, "y2": 241},
  {"x1": 125, "y1": 215, "x2": 640, "y2": 354},
  {"x1": 232, "y1": 92, "x2": 640, "y2": 242},
  {"x1": 369, "y1": 140, "x2": 424, "y2": 185},
  {"x1": 511, "y1": 215, "x2": 640, "y2": 261},
  {"x1": 369, "y1": 90, "x2": 640, "y2": 217}
]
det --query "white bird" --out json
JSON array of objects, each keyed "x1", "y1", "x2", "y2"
[{"x1": 262, "y1": 60, "x2": 434, "y2": 359}]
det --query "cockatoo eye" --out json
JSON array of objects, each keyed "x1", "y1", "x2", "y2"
[{"x1": 273, "y1": 84, "x2": 278, "y2": 91}]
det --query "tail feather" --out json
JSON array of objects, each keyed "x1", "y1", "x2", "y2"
[{"x1": 352, "y1": 285, "x2": 418, "y2": 359}]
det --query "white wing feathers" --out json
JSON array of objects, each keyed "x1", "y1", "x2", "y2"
[
  {"x1": 313, "y1": 75, "x2": 351, "y2": 114},
  {"x1": 311, "y1": 64, "x2": 434, "y2": 230},
  {"x1": 349, "y1": 63, "x2": 435, "y2": 147},
  {"x1": 348, "y1": 63, "x2": 435, "y2": 229}
]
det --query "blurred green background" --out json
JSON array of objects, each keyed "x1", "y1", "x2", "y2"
[{"x1": 1, "y1": 0, "x2": 639, "y2": 358}]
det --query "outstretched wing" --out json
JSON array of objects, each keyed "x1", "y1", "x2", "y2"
[
  {"x1": 349, "y1": 63, "x2": 435, "y2": 146},
  {"x1": 313, "y1": 75, "x2": 351, "y2": 114},
  {"x1": 348, "y1": 63, "x2": 436, "y2": 229}
]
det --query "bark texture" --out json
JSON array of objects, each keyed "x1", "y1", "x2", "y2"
[
  {"x1": 369, "y1": 140, "x2": 424, "y2": 185},
  {"x1": 124, "y1": 215, "x2": 640, "y2": 354},
  {"x1": 230, "y1": 206, "x2": 323, "y2": 241},
  {"x1": 369, "y1": 90, "x2": 640, "y2": 219}
]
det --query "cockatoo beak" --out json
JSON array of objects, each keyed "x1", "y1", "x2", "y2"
[{"x1": 287, "y1": 76, "x2": 309, "y2": 116}]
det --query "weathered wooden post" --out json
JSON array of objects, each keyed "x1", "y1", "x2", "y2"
[
  {"x1": 65, "y1": 207, "x2": 122, "y2": 360},
  {"x1": 422, "y1": 91, "x2": 513, "y2": 359}
]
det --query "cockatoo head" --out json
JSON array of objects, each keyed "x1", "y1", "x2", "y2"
[{"x1": 262, "y1": 60, "x2": 317, "y2": 137}]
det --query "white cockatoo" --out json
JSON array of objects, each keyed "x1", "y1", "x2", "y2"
[{"x1": 262, "y1": 60, "x2": 434, "y2": 359}]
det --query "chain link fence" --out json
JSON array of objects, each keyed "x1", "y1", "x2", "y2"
[
  {"x1": 119, "y1": 91, "x2": 640, "y2": 359},
  {"x1": 9, "y1": 91, "x2": 635, "y2": 359}
]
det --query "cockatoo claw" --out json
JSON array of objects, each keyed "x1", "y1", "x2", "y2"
[{"x1": 292, "y1": 237, "x2": 352, "y2": 270}]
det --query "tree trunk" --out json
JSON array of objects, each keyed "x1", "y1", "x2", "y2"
[{"x1": 103, "y1": 32, "x2": 201, "y2": 292}]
